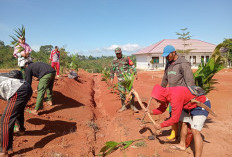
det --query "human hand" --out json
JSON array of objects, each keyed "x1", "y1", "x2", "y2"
[
  {"x1": 154, "y1": 123, "x2": 161, "y2": 130},
  {"x1": 110, "y1": 79, "x2": 114, "y2": 85},
  {"x1": 155, "y1": 129, "x2": 161, "y2": 135}
]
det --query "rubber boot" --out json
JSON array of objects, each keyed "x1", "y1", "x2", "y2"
[
  {"x1": 167, "y1": 123, "x2": 178, "y2": 140},
  {"x1": 118, "y1": 100, "x2": 127, "y2": 112}
]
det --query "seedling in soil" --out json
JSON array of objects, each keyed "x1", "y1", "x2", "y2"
[
  {"x1": 96, "y1": 139, "x2": 142, "y2": 156},
  {"x1": 101, "y1": 68, "x2": 111, "y2": 82}
]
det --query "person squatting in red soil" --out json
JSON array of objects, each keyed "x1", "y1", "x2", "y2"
[
  {"x1": 145, "y1": 85, "x2": 211, "y2": 157},
  {"x1": 49, "y1": 46, "x2": 60, "y2": 77},
  {"x1": 0, "y1": 70, "x2": 32, "y2": 157}
]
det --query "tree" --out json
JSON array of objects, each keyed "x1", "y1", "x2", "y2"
[
  {"x1": 0, "y1": 44, "x2": 17, "y2": 68},
  {"x1": 176, "y1": 28, "x2": 193, "y2": 53},
  {"x1": 0, "y1": 41, "x2": 4, "y2": 48},
  {"x1": 31, "y1": 45, "x2": 53, "y2": 63},
  {"x1": 176, "y1": 28, "x2": 194, "y2": 64},
  {"x1": 39, "y1": 45, "x2": 53, "y2": 53},
  {"x1": 212, "y1": 38, "x2": 232, "y2": 67},
  {"x1": 59, "y1": 47, "x2": 71, "y2": 74}
]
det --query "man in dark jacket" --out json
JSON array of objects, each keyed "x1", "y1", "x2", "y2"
[
  {"x1": 161, "y1": 45, "x2": 195, "y2": 140},
  {"x1": 0, "y1": 70, "x2": 32, "y2": 156},
  {"x1": 24, "y1": 62, "x2": 56, "y2": 115},
  {"x1": 161, "y1": 45, "x2": 195, "y2": 87}
]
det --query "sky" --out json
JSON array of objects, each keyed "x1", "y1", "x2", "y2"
[{"x1": 0, "y1": 0, "x2": 231, "y2": 56}]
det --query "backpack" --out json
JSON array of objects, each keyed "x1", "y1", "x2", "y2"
[
  {"x1": 0, "y1": 70, "x2": 23, "y2": 79},
  {"x1": 187, "y1": 86, "x2": 206, "y2": 96}
]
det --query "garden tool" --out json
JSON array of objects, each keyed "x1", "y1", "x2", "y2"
[
  {"x1": 190, "y1": 99, "x2": 217, "y2": 117},
  {"x1": 140, "y1": 97, "x2": 153, "y2": 123}
]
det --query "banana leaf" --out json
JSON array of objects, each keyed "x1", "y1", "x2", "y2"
[
  {"x1": 194, "y1": 54, "x2": 224, "y2": 94},
  {"x1": 97, "y1": 139, "x2": 142, "y2": 156}
]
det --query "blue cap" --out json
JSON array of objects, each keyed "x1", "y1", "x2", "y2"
[{"x1": 162, "y1": 45, "x2": 175, "y2": 57}]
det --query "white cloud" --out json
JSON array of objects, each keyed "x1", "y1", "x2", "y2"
[
  {"x1": 89, "y1": 43, "x2": 142, "y2": 54},
  {"x1": 30, "y1": 45, "x2": 40, "y2": 51}
]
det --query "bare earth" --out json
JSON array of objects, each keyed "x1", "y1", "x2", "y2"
[{"x1": 0, "y1": 69, "x2": 231, "y2": 157}]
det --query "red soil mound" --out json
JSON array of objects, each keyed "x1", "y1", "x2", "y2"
[{"x1": 0, "y1": 69, "x2": 231, "y2": 157}]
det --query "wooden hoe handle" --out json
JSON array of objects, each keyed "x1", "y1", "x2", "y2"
[
  {"x1": 127, "y1": 89, "x2": 160, "y2": 132},
  {"x1": 190, "y1": 99, "x2": 217, "y2": 117}
]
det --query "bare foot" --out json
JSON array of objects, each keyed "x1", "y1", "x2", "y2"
[
  {"x1": 46, "y1": 101, "x2": 53, "y2": 106},
  {"x1": 0, "y1": 152, "x2": 8, "y2": 157},
  {"x1": 170, "y1": 144, "x2": 186, "y2": 151}
]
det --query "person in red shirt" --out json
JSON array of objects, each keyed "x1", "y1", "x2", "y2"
[
  {"x1": 146, "y1": 85, "x2": 211, "y2": 157},
  {"x1": 49, "y1": 46, "x2": 60, "y2": 77}
]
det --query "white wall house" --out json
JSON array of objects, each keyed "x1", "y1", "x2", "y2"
[{"x1": 134, "y1": 39, "x2": 216, "y2": 70}]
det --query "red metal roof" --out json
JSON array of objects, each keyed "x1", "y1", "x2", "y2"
[{"x1": 134, "y1": 39, "x2": 216, "y2": 54}]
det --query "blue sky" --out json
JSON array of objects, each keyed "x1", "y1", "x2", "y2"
[{"x1": 0, "y1": 0, "x2": 231, "y2": 56}]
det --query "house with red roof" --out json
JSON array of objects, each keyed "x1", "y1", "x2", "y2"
[{"x1": 134, "y1": 39, "x2": 216, "y2": 70}]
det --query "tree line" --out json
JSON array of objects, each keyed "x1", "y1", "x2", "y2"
[{"x1": 0, "y1": 41, "x2": 136, "y2": 73}]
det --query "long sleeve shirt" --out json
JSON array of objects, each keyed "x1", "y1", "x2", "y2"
[
  {"x1": 110, "y1": 56, "x2": 136, "y2": 82},
  {"x1": 161, "y1": 56, "x2": 195, "y2": 87},
  {"x1": 49, "y1": 50, "x2": 60, "y2": 62},
  {"x1": 13, "y1": 42, "x2": 32, "y2": 67},
  {"x1": 151, "y1": 85, "x2": 206, "y2": 128},
  {"x1": 25, "y1": 62, "x2": 56, "y2": 85}
]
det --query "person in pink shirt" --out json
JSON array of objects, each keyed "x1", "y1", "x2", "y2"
[
  {"x1": 49, "y1": 46, "x2": 60, "y2": 77},
  {"x1": 13, "y1": 37, "x2": 32, "y2": 78},
  {"x1": 145, "y1": 85, "x2": 211, "y2": 157}
]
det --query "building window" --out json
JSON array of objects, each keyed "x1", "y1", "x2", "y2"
[
  {"x1": 201, "y1": 56, "x2": 204, "y2": 63},
  {"x1": 206, "y1": 56, "x2": 209, "y2": 62},
  {"x1": 193, "y1": 56, "x2": 196, "y2": 64},
  {"x1": 152, "y1": 57, "x2": 159, "y2": 63},
  {"x1": 190, "y1": 56, "x2": 196, "y2": 64}
]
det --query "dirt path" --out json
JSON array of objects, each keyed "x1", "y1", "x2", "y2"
[{"x1": 0, "y1": 69, "x2": 231, "y2": 157}]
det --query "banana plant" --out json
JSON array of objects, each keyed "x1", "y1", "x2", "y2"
[
  {"x1": 9, "y1": 25, "x2": 26, "y2": 52},
  {"x1": 101, "y1": 68, "x2": 111, "y2": 82},
  {"x1": 118, "y1": 72, "x2": 135, "y2": 93},
  {"x1": 96, "y1": 139, "x2": 142, "y2": 156},
  {"x1": 194, "y1": 48, "x2": 224, "y2": 94},
  {"x1": 69, "y1": 54, "x2": 79, "y2": 71}
]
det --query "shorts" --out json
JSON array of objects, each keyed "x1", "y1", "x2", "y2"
[{"x1": 179, "y1": 110, "x2": 207, "y2": 131}]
